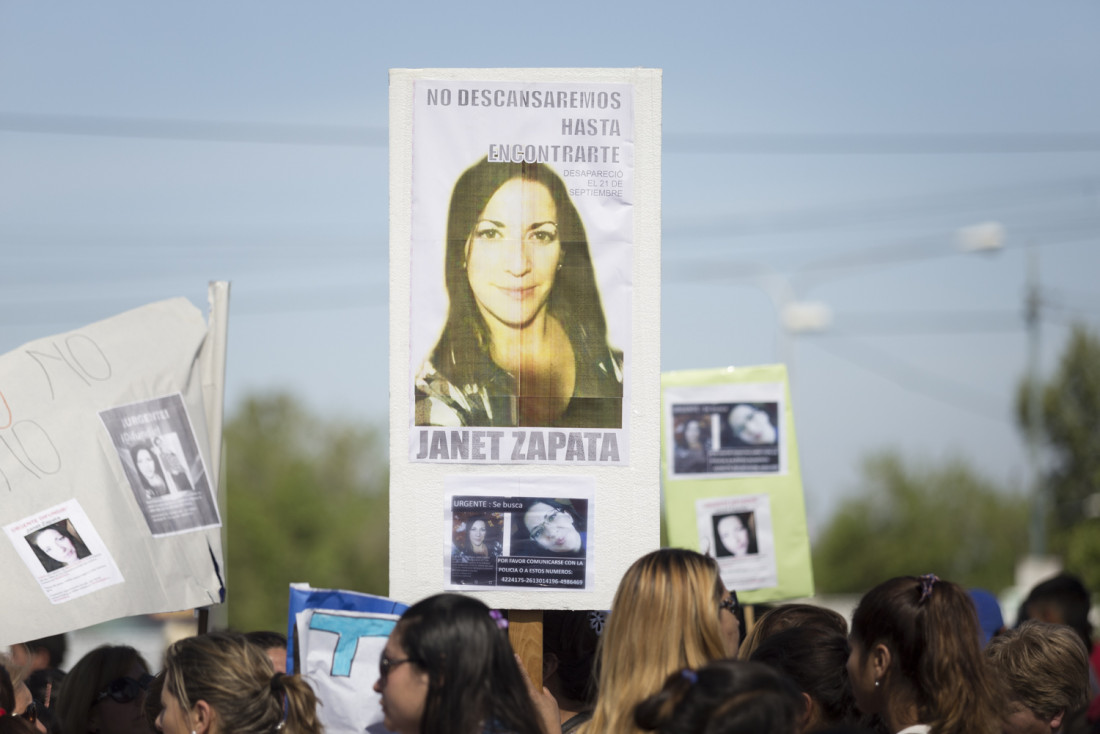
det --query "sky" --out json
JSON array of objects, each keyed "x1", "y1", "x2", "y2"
[{"x1": 2, "y1": 1, "x2": 1098, "y2": 535}]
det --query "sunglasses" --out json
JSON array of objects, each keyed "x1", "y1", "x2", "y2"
[
  {"x1": 378, "y1": 655, "x2": 412, "y2": 681},
  {"x1": 95, "y1": 674, "x2": 154, "y2": 704},
  {"x1": 16, "y1": 700, "x2": 38, "y2": 725},
  {"x1": 719, "y1": 593, "x2": 740, "y2": 616}
]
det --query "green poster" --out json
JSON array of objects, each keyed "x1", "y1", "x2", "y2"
[{"x1": 662, "y1": 365, "x2": 813, "y2": 603}]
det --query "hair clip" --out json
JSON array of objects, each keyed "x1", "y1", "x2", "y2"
[
  {"x1": 489, "y1": 609, "x2": 509, "y2": 630},
  {"x1": 919, "y1": 573, "x2": 939, "y2": 603},
  {"x1": 588, "y1": 611, "x2": 607, "y2": 636},
  {"x1": 680, "y1": 669, "x2": 698, "y2": 684}
]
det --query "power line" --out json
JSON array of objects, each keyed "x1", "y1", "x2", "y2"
[
  {"x1": 0, "y1": 112, "x2": 386, "y2": 147},
  {"x1": 665, "y1": 177, "x2": 1100, "y2": 240},
  {"x1": 4, "y1": 112, "x2": 1100, "y2": 155},
  {"x1": 819, "y1": 310, "x2": 1022, "y2": 336},
  {"x1": 806, "y1": 337, "x2": 1010, "y2": 424},
  {"x1": 665, "y1": 131, "x2": 1100, "y2": 155}
]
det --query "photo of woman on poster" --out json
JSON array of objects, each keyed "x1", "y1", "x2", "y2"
[
  {"x1": 415, "y1": 158, "x2": 623, "y2": 429},
  {"x1": 713, "y1": 512, "x2": 758, "y2": 558},
  {"x1": 512, "y1": 498, "x2": 587, "y2": 558},
  {"x1": 452, "y1": 514, "x2": 503, "y2": 562},
  {"x1": 26, "y1": 520, "x2": 92, "y2": 573},
  {"x1": 130, "y1": 444, "x2": 170, "y2": 498},
  {"x1": 726, "y1": 404, "x2": 777, "y2": 446},
  {"x1": 673, "y1": 415, "x2": 709, "y2": 473}
]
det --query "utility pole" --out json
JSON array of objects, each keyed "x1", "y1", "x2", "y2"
[{"x1": 1025, "y1": 241, "x2": 1045, "y2": 556}]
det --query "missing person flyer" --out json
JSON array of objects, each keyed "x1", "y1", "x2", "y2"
[
  {"x1": 443, "y1": 475, "x2": 594, "y2": 591},
  {"x1": 665, "y1": 382, "x2": 786, "y2": 478},
  {"x1": 99, "y1": 393, "x2": 221, "y2": 536},
  {"x1": 408, "y1": 78, "x2": 634, "y2": 466},
  {"x1": 4, "y1": 499, "x2": 124, "y2": 605},
  {"x1": 696, "y1": 494, "x2": 778, "y2": 591}
]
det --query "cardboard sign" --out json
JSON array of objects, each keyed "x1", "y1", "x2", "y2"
[
  {"x1": 662, "y1": 366, "x2": 813, "y2": 602},
  {"x1": 288, "y1": 584, "x2": 409, "y2": 734},
  {"x1": 389, "y1": 69, "x2": 661, "y2": 610},
  {"x1": 0, "y1": 287, "x2": 228, "y2": 644}
]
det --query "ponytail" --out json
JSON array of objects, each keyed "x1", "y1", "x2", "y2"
[
  {"x1": 271, "y1": 674, "x2": 323, "y2": 734},
  {"x1": 164, "y1": 632, "x2": 323, "y2": 734},
  {"x1": 634, "y1": 670, "x2": 696, "y2": 732},
  {"x1": 851, "y1": 575, "x2": 1002, "y2": 734}
]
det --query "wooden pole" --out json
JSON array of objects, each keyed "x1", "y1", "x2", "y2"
[{"x1": 508, "y1": 609, "x2": 544, "y2": 690}]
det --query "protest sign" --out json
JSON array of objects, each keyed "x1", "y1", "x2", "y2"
[
  {"x1": 288, "y1": 584, "x2": 409, "y2": 734},
  {"x1": 662, "y1": 366, "x2": 813, "y2": 603},
  {"x1": 389, "y1": 69, "x2": 661, "y2": 609},
  {"x1": 405, "y1": 76, "x2": 635, "y2": 464},
  {"x1": 0, "y1": 286, "x2": 228, "y2": 644},
  {"x1": 444, "y1": 476, "x2": 595, "y2": 591}
]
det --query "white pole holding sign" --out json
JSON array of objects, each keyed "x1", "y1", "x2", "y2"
[
  {"x1": 389, "y1": 69, "x2": 661, "y2": 609},
  {"x1": 0, "y1": 285, "x2": 229, "y2": 644}
]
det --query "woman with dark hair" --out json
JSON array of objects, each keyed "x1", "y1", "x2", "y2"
[
  {"x1": 453, "y1": 515, "x2": 503, "y2": 562},
  {"x1": 55, "y1": 645, "x2": 154, "y2": 734},
  {"x1": 738, "y1": 603, "x2": 848, "y2": 659},
  {"x1": 26, "y1": 522, "x2": 91, "y2": 573},
  {"x1": 514, "y1": 499, "x2": 585, "y2": 557},
  {"x1": 750, "y1": 626, "x2": 859, "y2": 732},
  {"x1": 635, "y1": 660, "x2": 803, "y2": 734},
  {"x1": 158, "y1": 631, "x2": 320, "y2": 734},
  {"x1": 713, "y1": 513, "x2": 757, "y2": 558},
  {"x1": 415, "y1": 158, "x2": 623, "y2": 429},
  {"x1": 846, "y1": 574, "x2": 1003, "y2": 734},
  {"x1": 372, "y1": 593, "x2": 544, "y2": 734},
  {"x1": 130, "y1": 446, "x2": 169, "y2": 498}
]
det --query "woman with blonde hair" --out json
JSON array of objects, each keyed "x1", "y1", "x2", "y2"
[
  {"x1": 157, "y1": 631, "x2": 321, "y2": 734},
  {"x1": 847, "y1": 574, "x2": 1003, "y2": 734},
  {"x1": 578, "y1": 549, "x2": 740, "y2": 734}
]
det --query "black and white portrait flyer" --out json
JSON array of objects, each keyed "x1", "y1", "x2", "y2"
[
  {"x1": 408, "y1": 79, "x2": 633, "y2": 466},
  {"x1": 443, "y1": 475, "x2": 594, "y2": 591},
  {"x1": 665, "y1": 382, "x2": 786, "y2": 478},
  {"x1": 4, "y1": 500, "x2": 124, "y2": 604},
  {"x1": 696, "y1": 494, "x2": 777, "y2": 592},
  {"x1": 99, "y1": 393, "x2": 221, "y2": 536}
]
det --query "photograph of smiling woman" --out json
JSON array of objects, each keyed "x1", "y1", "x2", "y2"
[{"x1": 415, "y1": 157, "x2": 624, "y2": 429}]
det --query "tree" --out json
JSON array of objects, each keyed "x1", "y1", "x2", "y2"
[
  {"x1": 224, "y1": 393, "x2": 389, "y2": 632},
  {"x1": 1016, "y1": 324, "x2": 1100, "y2": 531},
  {"x1": 1014, "y1": 324, "x2": 1100, "y2": 591},
  {"x1": 813, "y1": 452, "x2": 1028, "y2": 594}
]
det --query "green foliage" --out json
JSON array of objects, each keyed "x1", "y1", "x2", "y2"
[
  {"x1": 813, "y1": 452, "x2": 1028, "y2": 594},
  {"x1": 224, "y1": 393, "x2": 389, "y2": 632},
  {"x1": 1063, "y1": 519, "x2": 1100, "y2": 594},
  {"x1": 1016, "y1": 324, "x2": 1100, "y2": 531}
]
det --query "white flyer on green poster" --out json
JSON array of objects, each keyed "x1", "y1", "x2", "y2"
[{"x1": 662, "y1": 365, "x2": 813, "y2": 602}]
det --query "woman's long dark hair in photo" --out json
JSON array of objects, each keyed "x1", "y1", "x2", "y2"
[
  {"x1": 26, "y1": 522, "x2": 92, "y2": 573},
  {"x1": 432, "y1": 158, "x2": 611, "y2": 391},
  {"x1": 397, "y1": 594, "x2": 543, "y2": 734}
]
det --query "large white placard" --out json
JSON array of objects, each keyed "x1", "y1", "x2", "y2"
[
  {"x1": 389, "y1": 69, "x2": 661, "y2": 610},
  {"x1": 0, "y1": 289, "x2": 228, "y2": 644}
]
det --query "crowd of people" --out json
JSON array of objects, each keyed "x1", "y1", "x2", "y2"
[{"x1": 2, "y1": 552, "x2": 1097, "y2": 734}]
